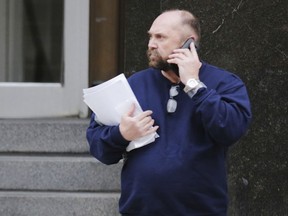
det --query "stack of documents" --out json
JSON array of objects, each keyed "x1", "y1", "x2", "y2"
[{"x1": 83, "y1": 73, "x2": 158, "y2": 152}]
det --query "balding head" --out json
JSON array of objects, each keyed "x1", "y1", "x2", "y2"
[
  {"x1": 156, "y1": 10, "x2": 201, "y2": 43},
  {"x1": 147, "y1": 9, "x2": 201, "y2": 72}
]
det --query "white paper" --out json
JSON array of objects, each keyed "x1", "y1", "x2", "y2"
[{"x1": 83, "y1": 73, "x2": 159, "y2": 151}]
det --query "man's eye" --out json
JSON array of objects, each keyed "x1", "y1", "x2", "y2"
[{"x1": 156, "y1": 35, "x2": 165, "y2": 40}]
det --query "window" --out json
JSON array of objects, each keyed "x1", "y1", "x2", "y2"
[
  {"x1": 0, "y1": 0, "x2": 89, "y2": 118},
  {"x1": 0, "y1": 0, "x2": 64, "y2": 83}
]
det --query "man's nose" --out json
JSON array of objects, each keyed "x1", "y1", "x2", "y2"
[{"x1": 148, "y1": 39, "x2": 157, "y2": 49}]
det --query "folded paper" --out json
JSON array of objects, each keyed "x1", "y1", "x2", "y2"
[{"x1": 83, "y1": 73, "x2": 159, "y2": 151}]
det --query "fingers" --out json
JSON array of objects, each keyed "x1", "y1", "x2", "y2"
[
  {"x1": 126, "y1": 103, "x2": 152, "y2": 118},
  {"x1": 139, "y1": 117, "x2": 159, "y2": 137},
  {"x1": 168, "y1": 41, "x2": 198, "y2": 59},
  {"x1": 167, "y1": 41, "x2": 201, "y2": 81},
  {"x1": 120, "y1": 105, "x2": 158, "y2": 141},
  {"x1": 135, "y1": 110, "x2": 153, "y2": 121},
  {"x1": 167, "y1": 49, "x2": 191, "y2": 65},
  {"x1": 189, "y1": 41, "x2": 198, "y2": 55},
  {"x1": 135, "y1": 111, "x2": 155, "y2": 132},
  {"x1": 140, "y1": 116, "x2": 154, "y2": 130},
  {"x1": 168, "y1": 45, "x2": 196, "y2": 59},
  {"x1": 143, "y1": 125, "x2": 159, "y2": 137}
]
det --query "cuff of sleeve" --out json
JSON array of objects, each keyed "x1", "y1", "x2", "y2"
[
  {"x1": 110, "y1": 125, "x2": 130, "y2": 147},
  {"x1": 186, "y1": 86, "x2": 207, "y2": 98}
]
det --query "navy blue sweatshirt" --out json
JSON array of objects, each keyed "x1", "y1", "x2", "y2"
[{"x1": 86, "y1": 62, "x2": 252, "y2": 216}]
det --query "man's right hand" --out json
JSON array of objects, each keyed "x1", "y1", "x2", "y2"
[{"x1": 119, "y1": 104, "x2": 159, "y2": 141}]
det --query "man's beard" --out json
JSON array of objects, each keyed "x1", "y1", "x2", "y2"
[{"x1": 146, "y1": 49, "x2": 172, "y2": 71}]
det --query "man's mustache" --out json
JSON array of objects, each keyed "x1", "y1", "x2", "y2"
[{"x1": 147, "y1": 49, "x2": 160, "y2": 58}]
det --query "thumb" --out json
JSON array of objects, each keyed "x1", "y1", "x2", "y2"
[{"x1": 126, "y1": 103, "x2": 136, "y2": 117}]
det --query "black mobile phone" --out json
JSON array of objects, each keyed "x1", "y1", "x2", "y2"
[{"x1": 169, "y1": 38, "x2": 195, "y2": 76}]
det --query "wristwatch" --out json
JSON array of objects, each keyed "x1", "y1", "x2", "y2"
[
  {"x1": 184, "y1": 78, "x2": 207, "y2": 97},
  {"x1": 183, "y1": 78, "x2": 205, "y2": 92}
]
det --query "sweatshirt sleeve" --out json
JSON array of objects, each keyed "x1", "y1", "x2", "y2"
[
  {"x1": 193, "y1": 74, "x2": 252, "y2": 147},
  {"x1": 86, "y1": 113, "x2": 130, "y2": 165}
]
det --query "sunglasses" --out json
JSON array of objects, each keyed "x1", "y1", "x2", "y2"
[{"x1": 167, "y1": 84, "x2": 180, "y2": 113}]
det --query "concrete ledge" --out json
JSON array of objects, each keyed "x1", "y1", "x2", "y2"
[
  {"x1": 0, "y1": 191, "x2": 120, "y2": 216},
  {"x1": 0, "y1": 118, "x2": 90, "y2": 153},
  {"x1": 0, "y1": 155, "x2": 122, "y2": 191}
]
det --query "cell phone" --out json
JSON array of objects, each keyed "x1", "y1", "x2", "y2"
[{"x1": 169, "y1": 38, "x2": 196, "y2": 76}]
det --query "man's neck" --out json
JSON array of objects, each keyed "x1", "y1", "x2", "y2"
[{"x1": 161, "y1": 70, "x2": 181, "y2": 84}]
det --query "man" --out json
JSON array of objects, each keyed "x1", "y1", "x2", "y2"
[{"x1": 87, "y1": 9, "x2": 252, "y2": 216}]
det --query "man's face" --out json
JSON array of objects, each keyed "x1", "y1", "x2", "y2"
[
  {"x1": 146, "y1": 49, "x2": 171, "y2": 71},
  {"x1": 147, "y1": 13, "x2": 183, "y2": 71}
]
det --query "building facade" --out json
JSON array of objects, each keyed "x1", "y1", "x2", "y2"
[{"x1": 0, "y1": 0, "x2": 287, "y2": 215}]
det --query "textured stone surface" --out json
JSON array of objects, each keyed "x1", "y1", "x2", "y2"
[
  {"x1": 0, "y1": 192, "x2": 120, "y2": 216},
  {"x1": 0, "y1": 118, "x2": 89, "y2": 153},
  {"x1": 0, "y1": 118, "x2": 122, "y2": 216},
  {"x1": 121, "y1": 0, "x2": 288, "y2": 215},
  {"x1": 120, "y1": 0, "x2": 161, "y2": 75},
  {"x1": 0, "y1": 155, "x2": 121, "y2": 191}
]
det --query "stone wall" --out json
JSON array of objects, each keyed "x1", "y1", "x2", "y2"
[{"x1": 120, "y1": 0, "x2": 288, "y2": 215}]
